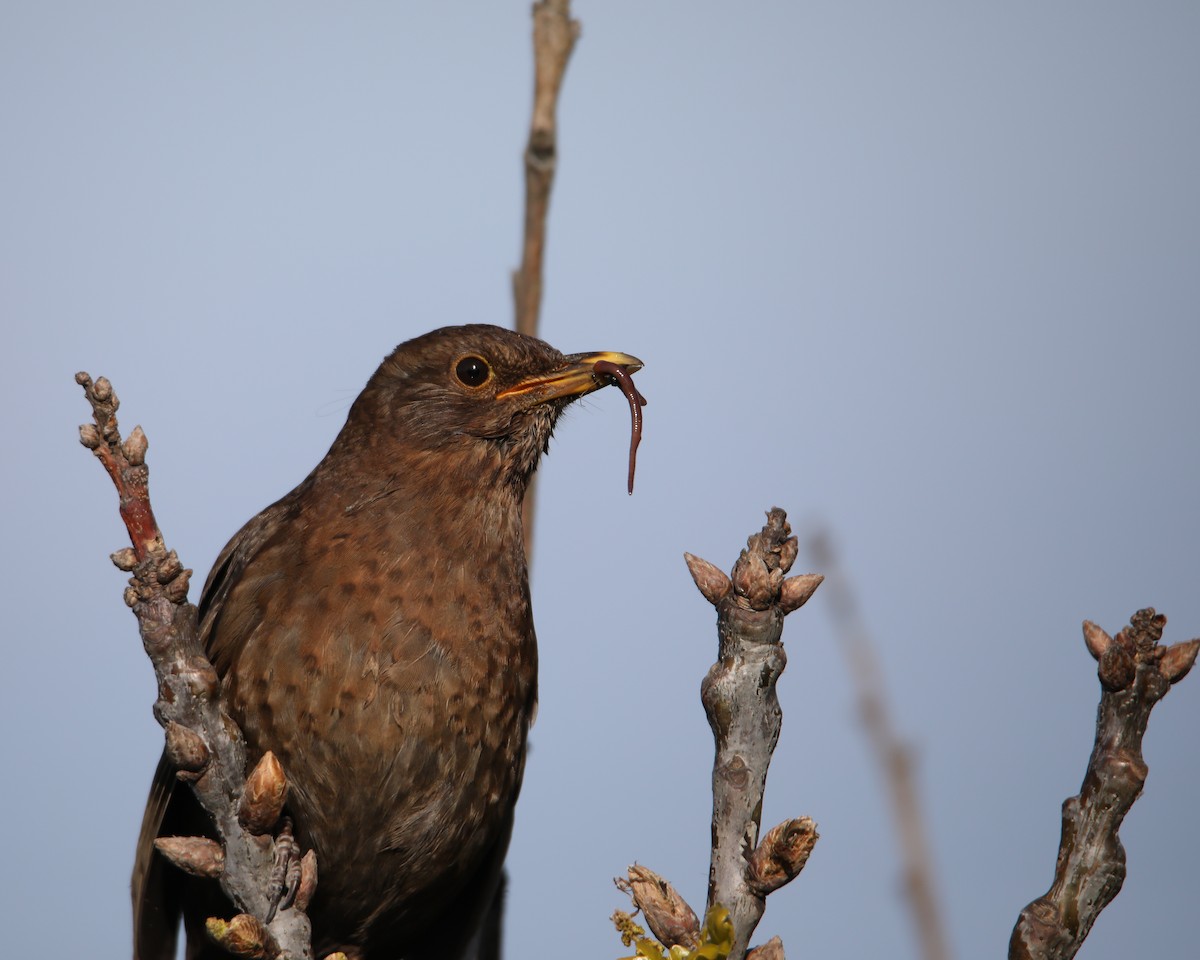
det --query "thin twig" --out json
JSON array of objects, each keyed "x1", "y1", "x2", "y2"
[
  {"x1": 512, "y1": 0, "x2": 580, "y2": 553},
  {"x1": 76, "y1": 373, "x2": 314, "y2": 959},
  {"x1": 807, "y1": 530, "x2": 951, "y2": 960},
  {"x1": 512, "y1": 0, "x2": 579, "y2": 337},
  {"x1": 1009, "y1": 609, "x2": 1199, "y2": 960}
]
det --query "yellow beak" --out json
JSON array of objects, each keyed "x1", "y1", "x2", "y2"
[{"x1": 495, "y1": 351, "x2": 643, "y2": 402}]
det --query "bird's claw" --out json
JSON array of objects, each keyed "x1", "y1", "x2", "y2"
[{"x1": 265, "y1": 817, "x2": 302, "y2": 923}]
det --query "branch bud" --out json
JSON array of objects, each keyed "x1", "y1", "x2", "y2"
[
  {"x1": 732, "y1": 552, "x2": 776, "y2": 610},
  {"x1": 111, "y1": 547, "x2": 139, "y2": 571},
  {"x1": 1160, "y1": 638, "x2": 1200, "y2": 684},
  {"x1": 164, "y1": 568, "x2": 192, "y2": 603},
  {"x1": 92, "y1": 376, "x2": 113, "y2": 402},
  {"x1": 747, "y1": 937, "x2": 786, "y2": 960},
  {"x1": 205, "y1": 914, "x2": 279, "y2": 959},
  {"x1": 79, "y1": 423, "x2": 102, "y2": 449},
  {"x1": 1098, "y1": 642, "x2": 1136, "y2": 691},
  {"x1": 620, "y1": 864, "x2": 700, "y2": 949},
  {"x1": 180, "y1": 656, "x2": 220, "y2": 700},
  {"x1": 156, "y1": 550, "x2": 183, "y2": 583},
  {"x1": 747, "y1": 817, "x2": 819, "y2": 895},
  {"x1": 239, "y1": 751, "x2": 288, "y2": 835},
  {"x1": 1082, "y1": 620, "x2": 1112, "y2": 661},
  {"x1": 684, "y1": 553, "x2": 732, "y2": 606},
  {"x1": 154, "y1": 836, "x2": 225, "y2": 878},
  {"x1": 779, "y1": 574, "x2": 823, "y2": 614},
  {"x1": 122, "y1": 425, "x2": 148, "y2": 465},
  {"x1": 777, "y1": 536, "x2": 798, "y2": 574},
  {"x1": 1114, "y1": 608, "x2": 1165, "y2": 656},
  {"x1": 164, "y1": 721, "x2": 210, "y2": 775}
]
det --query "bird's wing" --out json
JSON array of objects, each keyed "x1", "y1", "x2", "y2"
[
  {"x1": 198, "y1": 492, "x2": 303, "y2": 672},
  {"x1": 131, "y1": 751, "x2": 181, "y2": 960},
  {"x1": 132, "y1": 750, "x2": 231, "y2": 960},
  {"x1": 131, "y1": 492, "x2": 300, "y2": 959}
]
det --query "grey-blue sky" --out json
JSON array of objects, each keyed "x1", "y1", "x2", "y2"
[{"x1": 3, "y1": 3, "x2": 1198, "y2": 957}]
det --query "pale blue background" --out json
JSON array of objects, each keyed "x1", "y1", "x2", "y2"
[{"x1": 4, "y1": 3, "x2": 1198, "y2": 958}]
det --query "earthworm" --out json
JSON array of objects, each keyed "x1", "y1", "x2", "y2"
[{"x1": 593, "y1": 359, "x2": 648, "y2": 494}]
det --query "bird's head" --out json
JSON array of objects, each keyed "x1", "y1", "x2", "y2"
[{"x1": 338, "y1": 324, "x2": 642, "y2": 490}]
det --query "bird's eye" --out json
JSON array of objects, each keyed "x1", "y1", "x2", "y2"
[{"x1": 454, "y1": 355, "x2": 491, "y2": 388}]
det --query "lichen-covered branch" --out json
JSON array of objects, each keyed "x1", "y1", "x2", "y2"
[
  {"x1": 612, "y1": 510, "x2": 819, "y2": 960},
  {"x1": 76, "y1": 373, "x2": 315, "y2": 959},
  {"x1": 1008, "y1": 608, "x2": 1200, "y2": 960},
  {"x1": 686, "y1": 507, "x2": 823, "y2": 959},
  {"x1": 808, "y1": 531, "x2": 951, "y2": 960}
]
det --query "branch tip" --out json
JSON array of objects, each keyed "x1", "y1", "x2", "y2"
[
  {"x1": 700, "y1": 507, "x2": 805, "y2": 958},
  {"x1": 1116, "y1": 607, "x2": 1166, "y2": 654},
  {"x1": 1011, "y1": 608, "x2": 1198, "y2": 958},
  {"x1": 731, "y1": 552, "x2": 778, "y2": 610},
  {"x1": 743, "y1": 508, "x2": 794, "y2": 571}
]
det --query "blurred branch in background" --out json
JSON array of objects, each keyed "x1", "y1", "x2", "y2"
[
  {"x1": 807, "y1": 530, "x2": 952, "y2": 960},
  {"x1": 1009, "y1": 610, "x2": 1199, "y2": 960},
  {"x1": 511, "y1": 0, "x2": 580, "y2": 554}
]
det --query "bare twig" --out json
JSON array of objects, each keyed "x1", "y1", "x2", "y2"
[
  {"x1": 685, "y1": 507, "x2": 823, "y2": 959},
  {"x1": 76, "y1": 373, "x2": 314, "y2": 959},
  {"x1": 512, "y1": 0, "x2": 579, "y2": 337},
  {"x1": 512, "y1": 0, "x2": 580, "y2": 552},
  {"x1": 807, "y1": 530, "x2": 951, "y2": 960},
  {"x1": 1009, "y1": 609, "x2": 1200, "y2": 960}
]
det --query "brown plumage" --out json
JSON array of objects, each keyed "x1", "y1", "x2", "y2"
[{"x1": 131, "y1": 324, "x2": 643, "y2": 960}]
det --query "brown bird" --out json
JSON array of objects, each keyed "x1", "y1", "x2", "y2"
[{"x1": 132, "y1": 324, "x2": 643, "y2": 960}]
